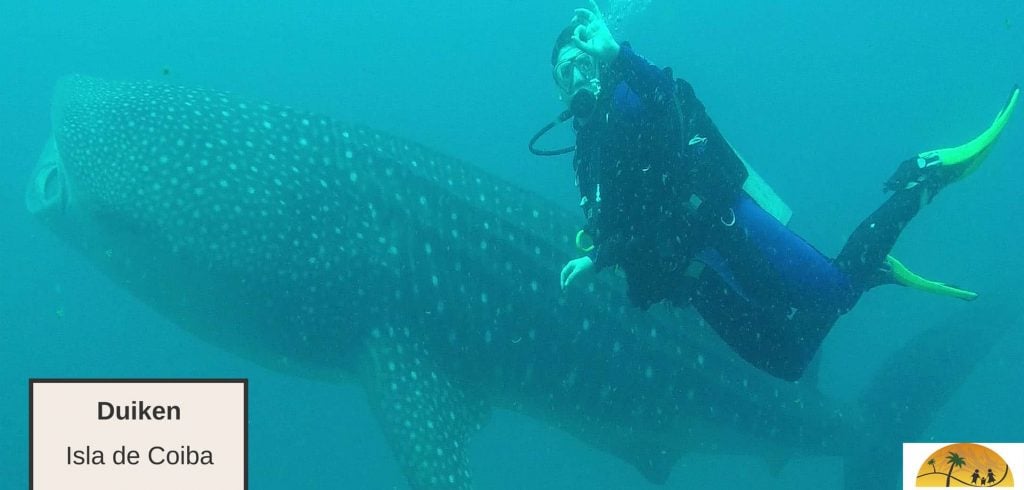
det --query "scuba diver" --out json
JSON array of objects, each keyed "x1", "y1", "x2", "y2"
[{"x1": 532, "y1": 1, "x2": 1020, "y2": 381}]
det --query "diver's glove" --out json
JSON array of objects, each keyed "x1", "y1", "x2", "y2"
[
  {"x1": 560, "y1": 256, "x2": 595, "y2": 290},
  {"x1": 571, "y1": 0, "x2": 621, "y2": 62}
]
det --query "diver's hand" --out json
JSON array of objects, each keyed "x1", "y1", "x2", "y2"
[
  {"x1": 560, "y1": 256, "x2": 595, "y2": 290},
  {"x1": 571, "y1": 0, "x2": 620, "y2": 62}
]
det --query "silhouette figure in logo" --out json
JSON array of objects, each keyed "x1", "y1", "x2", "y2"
[
  {"x1": 972, "y1": 469, "x2": 981, "y2": 485},
  {"x1": 987, "y1": 468, "x2": 996, "y2": 485}
]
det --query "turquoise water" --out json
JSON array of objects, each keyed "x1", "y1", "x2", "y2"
[{"x1": 2, "y1": 1, "x2": 1022, "y2": 488}]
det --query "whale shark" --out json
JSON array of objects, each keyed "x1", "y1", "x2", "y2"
[{"x1": 25, "y1": 75, "x2": 1011, "y2": 488}]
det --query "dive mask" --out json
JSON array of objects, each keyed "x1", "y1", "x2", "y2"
[
  {"x1": 553, "y1": 52, "x2": 599, "y2": 92},
  {"x1": 553, "y1": 52, "x2": 601, "y2": 119}
]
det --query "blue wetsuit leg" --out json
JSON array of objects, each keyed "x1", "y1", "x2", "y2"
[{"x1": 691, "y1": 195, "x2": 861, "y2": 380}]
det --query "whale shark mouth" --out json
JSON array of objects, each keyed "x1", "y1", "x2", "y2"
[{"x1": 26, "y1": 137, "x2": 68, "y2": 217}]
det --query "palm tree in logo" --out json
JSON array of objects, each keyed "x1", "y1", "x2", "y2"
[
  {"x1": 928, "y1": 458, "x2": 937, "y2": 473},
  {"x1": 945, "y1": 452, "x2": 966, "y2": 487}
]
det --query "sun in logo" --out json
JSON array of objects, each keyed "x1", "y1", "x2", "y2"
[{"x1": 917, "y1": 443, "x2": 1014, "y2": 487}]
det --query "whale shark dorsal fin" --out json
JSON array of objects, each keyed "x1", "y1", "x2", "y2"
[{"x1": 361, "y1": 328, "x2": 489, "y2": 489}]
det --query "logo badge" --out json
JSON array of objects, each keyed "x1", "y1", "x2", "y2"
[{"x1": 905, "y1": 443, "x2": 1021, "y2": 488}]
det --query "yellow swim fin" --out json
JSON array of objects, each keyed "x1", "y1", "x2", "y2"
[
  {"x1": 885, "y1": 85, "x2": 1020, "y2": 192},
  {"x1": 885, "y1": 255, "x2": 978, "y2": 301},
  {"x1": 920, "y1": 85, "x2": 1019, "y2": 181}
]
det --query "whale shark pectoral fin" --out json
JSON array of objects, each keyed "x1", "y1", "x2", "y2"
[{"x1": 361, "y1": 331, "x2": 489, "y2": 490}]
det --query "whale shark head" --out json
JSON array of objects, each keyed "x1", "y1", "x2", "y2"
[
  {"x1": 29, "y1": 75, "x2": 357, "y2": 259},
  {"x1": 25, "y1": 75, "x2": 398, "y2": 373}
]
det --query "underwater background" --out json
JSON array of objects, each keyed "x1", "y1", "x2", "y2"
[{"x1": 1, "y1": 1, "x2": 1022, "y2": 488}]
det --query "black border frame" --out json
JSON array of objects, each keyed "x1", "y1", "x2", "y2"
[{"x1": 28, "y1": 378, "x2": 248, "y2": 490}]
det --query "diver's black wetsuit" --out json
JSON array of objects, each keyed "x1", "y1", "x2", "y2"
[{"x1": 573, "y1": 44, "x2": 933, "y2": 380}]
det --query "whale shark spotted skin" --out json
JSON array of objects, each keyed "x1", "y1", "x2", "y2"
[{"x1": 26, "y1": 75, "x2": 980, "y2": 488}]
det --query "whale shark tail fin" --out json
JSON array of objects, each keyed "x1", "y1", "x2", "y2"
[{"x1": 842, "y1": 298, "x2": 1020, "y2": 489}]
